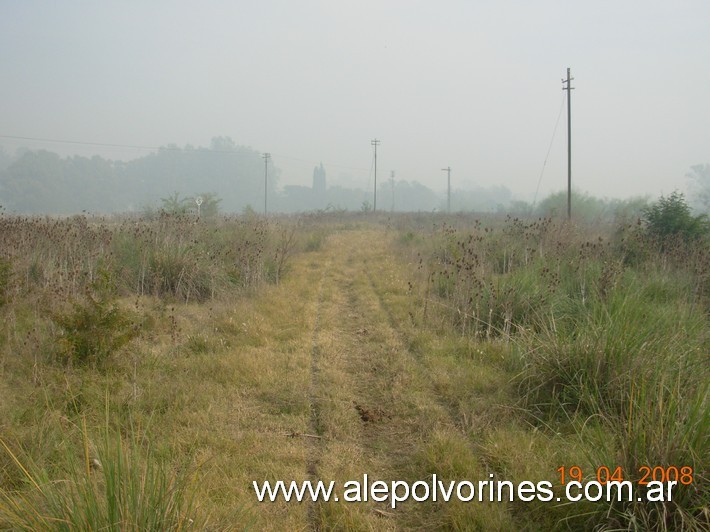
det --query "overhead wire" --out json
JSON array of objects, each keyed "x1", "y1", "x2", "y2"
[
  {"x1": 531, "y1": 93, "x2": 566, "y2": 209},
  {"x1": 0, "y1": 134, "x2": 177, "y2": 153}
]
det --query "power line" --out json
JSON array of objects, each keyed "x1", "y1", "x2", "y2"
[
  {"x1": 0, "y1": 134, "x2": 164, "y2": 152},
  {"x1": 532, "y1": 93, "x2": 566, "y2": 209}
]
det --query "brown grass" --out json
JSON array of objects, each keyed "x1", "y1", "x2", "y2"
[{"x1": 1, "y1": 213, "x2": 706, "y2": 530}]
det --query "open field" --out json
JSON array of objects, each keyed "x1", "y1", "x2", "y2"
[{"x1": 0, "y1": 213, "x2": 708, "y2": 530}]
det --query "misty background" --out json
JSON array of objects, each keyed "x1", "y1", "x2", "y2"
[{"x1": 1, "y1": 1, "x2": 709, "y2": 214}]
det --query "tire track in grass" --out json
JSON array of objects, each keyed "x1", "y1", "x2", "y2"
[
  {"x1": 311, "y1": 230, "x2": 464, "y2": 528},
  {"x1": 350, "y1": 229, "x2": 515, "y2": 529},
  {"x1": 293, "y1": 231, "x2": 427, "y2": 529},
  {"x1": 279, "y1": 228, "x2": 513, "y2": 530},
  {"x1": 362, "y1": 259, "x2": 467, "y2": 431},
  {"x1": 353, "y1": 231, "x2": 464, "y2": 430},
  {"x1": 306, "y1": 261, "x2": 327, "y2": 531}
]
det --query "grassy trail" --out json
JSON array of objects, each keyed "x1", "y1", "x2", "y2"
[
  {"x1": 244, "y1": 228, "x2": 515, "y2": 530},
  {"x1": 0, "y1": 224, "x2": 564, "y2": 530},
  {"x1": 2, "y1": 218, "x2": 705, "y2": 530}
]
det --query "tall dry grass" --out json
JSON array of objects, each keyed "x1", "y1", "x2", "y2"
[
  {"x1": 400, "y1": 213, "x2": 708, "y2": 530},
  {"x1": 0, "y1": 414, "x2": 203, "y2": 530},
  {"x1": 0, "y1": 212, "x2": 317, "y2": 528}
]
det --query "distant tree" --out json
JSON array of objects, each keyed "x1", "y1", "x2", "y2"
[
  {"x1": 536, "y1": 190, "x2": 606, "y2": 221},
  {"x1": 687, "y1": 164, "x2": 710, "y2": 214},
  {"x1": 607, "y1": 196, "x2": 648, "y2": 223},
  {"x1": 449, "y1": 185, "x2": 513, "y2": 212},
  {"x1": 534, "y1": 190, "x2": 647, "y2": 223},
  {"x1": 160, "y1": 192, "x2": 191, "y2": 214},
  {"x1": 506, "y1": 200, "x2": 534, "y2": 216},
  {"x1": 382, "y1": 180, "x2": 439, "y2": 212},
  {"x1": 642, "y1": 191, "x2": 709, "y2": 244},
  {"x1": 1, "y1": 150, "x2": 69, "y2": 213},
  {"x1": 278, "y1": 185, "x2": 317, "y2": 212},
  {"x1": 209, "y1": 136, "x2": 237, "y2": 152},
  {"x1": 0, "y1": 140, "x2": 271, "y2": 214},
  {"x1": 126, "y1": 138, "x2": 269, "y2": 213},
  {"x1": 0, "y1": 146, "x2": 14, "y2": 171},
  {"x1": 324, "y1": 186, "x2": 369, "y2": 211}
]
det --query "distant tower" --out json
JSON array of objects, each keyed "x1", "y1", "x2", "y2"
[{"x1": 312, "y1": 162, "x2": 326, "y2": 195}]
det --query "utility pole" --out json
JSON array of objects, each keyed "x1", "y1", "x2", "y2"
[
  {"x1": 371, "y1": 139, "x2": 380, "y2": 212},
  {"x1": 262, "y1": 152, "x2": 271, "y2": 215},
  {"x1": 562, "y1": 68, "x2": 574, "y2": 220},
  {"x1": 442, "y1": 166, "x2": 451, "y2": 213}
]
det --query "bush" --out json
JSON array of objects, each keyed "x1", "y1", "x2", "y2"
[
  {"x1": 51, "y1": 273, "x2": 138, "y2": 368},
  {"x1": 643, "y1": 191, "x2": 709, "y2": 244}
]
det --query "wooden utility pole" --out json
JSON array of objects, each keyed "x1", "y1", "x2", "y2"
[
  {"x1": 371, "y1": 139, "x2": 380, "y2": 212},
  {"x1": 562, "y1": 68, "x2": 574, "y2": 220},
  {"x1": 262, "y1": 152, "x2": 271, "y2": 215},
  {"x1": 442, "y1": 166, "x2": 451, "y2": 213}
]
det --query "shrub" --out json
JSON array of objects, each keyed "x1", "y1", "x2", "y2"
[
  {"x1": 51, "y1": 273, "x2": 138, "y2": 368},
  {"x1": 642, "y1": 191, "x2": 709, "y2": 244}
]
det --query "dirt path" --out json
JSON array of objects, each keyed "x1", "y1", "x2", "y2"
[{"x1": 246, "y1": 228, "x2": 513, "y2": 530}]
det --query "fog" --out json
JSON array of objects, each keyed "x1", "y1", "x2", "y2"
[{"x1": 1, "y1": 0, "x2": 709, "y2": 211}]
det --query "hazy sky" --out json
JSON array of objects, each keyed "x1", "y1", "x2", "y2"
[{"x1": 1, "y1": 0, "x2": 709, "y2": 201}]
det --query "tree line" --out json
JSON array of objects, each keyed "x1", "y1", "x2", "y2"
[
  {"x1": 0, "y1": 136, "x2": 514, "y2": 215},
  {"x1": 0, "y1": 137, "x2": 270, "y2": 214},
  {"x1": 1, "y1": 137, "x2": 707, "y2": 218}
]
